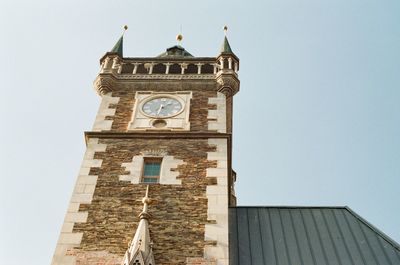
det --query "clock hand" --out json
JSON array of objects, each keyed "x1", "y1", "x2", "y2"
[{"x1": 156, "y1": 104, "x2": 164, "y2": 115}]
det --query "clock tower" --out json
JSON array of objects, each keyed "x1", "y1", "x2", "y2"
[{"x1": 52, "y1": 29, "x2": 239, "y2": 265}]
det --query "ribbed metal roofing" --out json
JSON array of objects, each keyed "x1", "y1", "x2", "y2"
[{"x1": 229, "y1": 207, "x2": 400, "y2": 265}]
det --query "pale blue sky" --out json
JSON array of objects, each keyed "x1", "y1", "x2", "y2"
[{"x1": 1, "y1": 1, "x2": 399, "y2": 264}]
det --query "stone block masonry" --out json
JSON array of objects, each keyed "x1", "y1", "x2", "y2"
[
  {"x1": 55, "y1": 137, "x2": 225, "y2": 265},
  {"x1": 52, "y1": 138, "x2": 107, "y2": 265},
  {"x1": 120, "y1": 155, "x2": 185, "y2": 185},
  {"x1": 54, "y1": 77, "x2": 233, "y2": 264},
  {"x1": 105, "y1": 81, "x2": 222, "y2": 133},
  {"x1": 208, "y1": 92, "x2": 227, "y2": 133},
  {"x1": 205, "y1": 138, "x2": 229, "y2": 265},
  {"x1": 92, "y1": 93, "x2": 120, "y2": 131}
]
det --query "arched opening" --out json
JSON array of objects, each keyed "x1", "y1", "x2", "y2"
[
  {"x1": 153, "y1": 63, "x2": 166, "y2": 74},
  {"x1": 136, "y1": 64, "x2": 147, "y2": 74},
  {"x1": 186, "y1": 64, "x2": 197, "y2": 74},
  {"x1": 121, "y1": 64, "x2": 134, "y2": 74},
  {"x1": 202, "y1": 63, "x2": 214, "y2": 74},
  {"x1": 169, "y1": 63, "x2": 181, "y2": 74}
]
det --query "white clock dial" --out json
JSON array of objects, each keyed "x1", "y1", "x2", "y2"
[{"x1": 142, "y1": 97, "x2": 183, "y2": 117}]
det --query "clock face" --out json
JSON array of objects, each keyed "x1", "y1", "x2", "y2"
[{"x1": 142, "y1": 97, "x2": 183, "y2": 118}]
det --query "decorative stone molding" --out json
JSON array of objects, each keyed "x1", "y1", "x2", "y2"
[
  {"x1": 141, "y1": 149, "x2": 168, "y2": 157},
  {"x1": 52, "y1": 138, "x2": 107, "y2": 265},
  {"x1": 208, "y1": 92, "x2": 226, "y2": 133},
  {"x1": 129, "y1": 91, "x2": 192, "y2": 131},
  {"x1": 216, "y1": 72, "x2": 240, "y2": 97},
  {"x1": 120, "y1": 154, "x2": 185, "y2": 185},
  {"x1": 92, "y1": 92, "x2": 120, "y2": 131},
  {"x1": 204, "y1": 138, "x2": 229, "y2": 265},
  {"x1": 144, "y1": 62, "x2": 155, "y2": 74},
  {"x1": 196, "y1": 63, "x2": 204, "y2": 74},
  {"x1": 93, "y1": 74, "x2": 116, "y2": 95},
  {"x1": 118, "y1": 74, "x2": 216, "y2": 80}
]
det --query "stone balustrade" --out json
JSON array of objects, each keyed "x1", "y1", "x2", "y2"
[{"x1": 99, "y1": 56, "x2": 239, "y2": 76}]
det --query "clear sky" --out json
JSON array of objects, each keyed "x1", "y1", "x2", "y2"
[{"x1": 1, "y1": 0, "x2": 399, "y2": 264}]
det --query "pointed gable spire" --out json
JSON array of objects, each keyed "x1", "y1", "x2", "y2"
[
  {"x1": 220, "y1": 36, "x2": 233, "y2": 54},
  {"x1": 122, "y1": 186, "x2": 156, "y2": 265},
  {"x1": 110, "y1": 25, "x2": 128, "y2": 57},
  {"x1": 220, "y1": 26, "x2": 233, "y2": 54},
  {"x1": 111, "y1": 36, "x2": 123, "y2": 56}
]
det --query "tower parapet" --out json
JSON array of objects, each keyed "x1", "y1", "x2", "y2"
[{"x1": 94, "y1": 36, "x2": 239, "y2": 96}]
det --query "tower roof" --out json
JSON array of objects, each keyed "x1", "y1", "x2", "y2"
[
  {"x1": 110, "y1": 35, "x2": 123, "y2": 57},
  {"x1": 220, "y1": 36, "x2": 233, "y2": 54},
  {"x1": 157, "y1": 45, "x2": 193, "y2": 58}
]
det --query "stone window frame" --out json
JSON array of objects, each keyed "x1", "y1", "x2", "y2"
[{"x1": 120, "y1": 150, "x2": 184, "y2": 185}]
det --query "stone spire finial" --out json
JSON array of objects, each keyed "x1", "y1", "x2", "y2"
[
  {"x1": 139, "y1": 185, "x2": 151, "y2": 220},
  {"x1": 121, "y1": 185, "x2": 156, "y2": 265}
]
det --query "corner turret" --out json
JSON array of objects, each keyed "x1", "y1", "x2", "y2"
[{"x1": 216, "y1": 26, "x2": 240, "y2": 97}]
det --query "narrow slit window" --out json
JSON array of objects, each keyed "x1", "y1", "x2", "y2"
[{"x1": 142, "y1": 159, "x2": 161, "y2": 183}]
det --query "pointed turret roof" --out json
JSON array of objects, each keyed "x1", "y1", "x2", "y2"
[
  {"x1": 122, "y1": 186, "x2": 155, "y2": 265},
  {"x1": 220, "y1": 36, "x2": 233, "y2": 54},
  {"x1": 110, "y1": 35, "x2": 123, "y2": 57}
]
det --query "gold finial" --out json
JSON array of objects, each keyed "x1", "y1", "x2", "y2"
[
  {"x1": 122, "y1": 25, "x2": 128, "y2": 36},
  {"x1": 176, "y1": 33, "x2": 183, "y2": 45},
  {"x1": 142, "y1": 185, "x2": 150, "y2": 204},
  {"x1": 223, "y1": 25, "x2": 228, "y2": 36}
]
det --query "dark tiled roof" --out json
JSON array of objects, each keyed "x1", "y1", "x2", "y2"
[
  {"x1": 229, "y1": 206, "x2": 400, "y2": 265},
  {"x1": 157, "y1": 45, "x2": 193, "y2": 58}
]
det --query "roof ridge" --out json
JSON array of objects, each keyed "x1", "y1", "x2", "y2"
[
  {"x1": 232, "y1": 205, "x2": 348, "y2": 209},
  {"x1": 345, "y1": 206, "x2": 400, "y2": 252}
]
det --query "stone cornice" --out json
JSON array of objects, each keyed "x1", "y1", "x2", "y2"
[
  {"x1": 217, "y1": 52, "x2": 240, "y2": 64},
  {"x1": 84, "y1": 131, "x2": 232, "y2": 142},
  {"x1": 117, "y1": 57, "x2": 217, "y2": 63}
]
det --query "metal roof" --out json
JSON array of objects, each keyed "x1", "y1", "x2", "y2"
[
  {"x1": 229, "y1": 206, "x2": 400, "y2": 265},
  {"x1": 157, "y1": 45, "x2": 193, "y2": 58},
  {"x1": 220, "y1": 36, "x2": 233, "y2": 54},
  {"x1": 110, "y1": 35, "x2": 123, "y2": 57}
]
